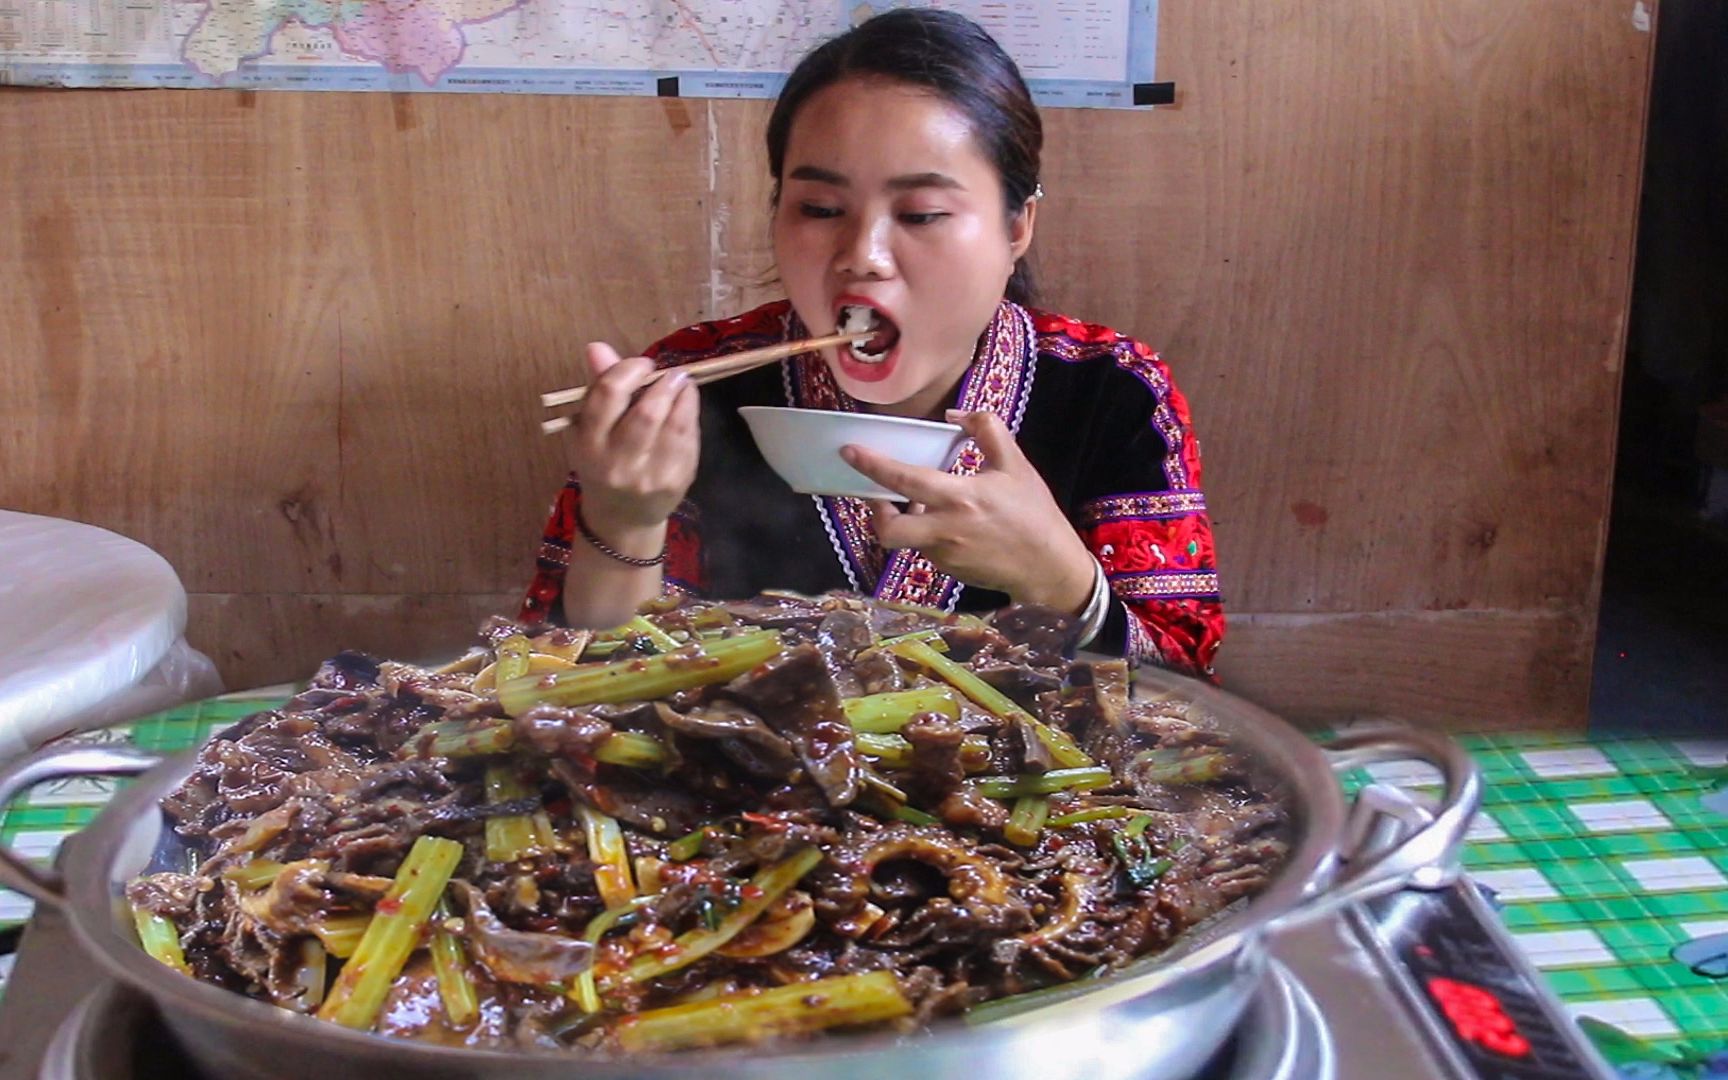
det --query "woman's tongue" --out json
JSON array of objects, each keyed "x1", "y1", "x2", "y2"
[
  {"x1": 859, "y1": 323, "x2": 899, "y2": 356},
  {"x1": 839, "y1": 306, "x2": 900, "y2": 361}
]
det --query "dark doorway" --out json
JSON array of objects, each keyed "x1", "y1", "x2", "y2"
[{"x1": 1591, "y1": 0, "x2": 1728, "y2": 736}]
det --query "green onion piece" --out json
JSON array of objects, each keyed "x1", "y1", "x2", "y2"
[
  {"x1": 890, "y1": 639, "x2": 1091, "y2": 769},
  {"x1": 1108, "y1": 829, "x2": 1176, "y2": 889},
  {"x1": 430, "y1": 901, "x2": 478, "y2": 1028},
  {"x1": 1124, "y1": 813, "x2": 1155, "y2": 838},
  {"x1": 890, "y1": 803, "x2": 939, "y2": 827},
  {"x1": 572, "y1": 894, "x2": 658, "y2": 1013},
  {"x1": 494, "y1": 634, "x2": 533, "y2": 683},
  {"x1": 315, "y1": 835, "x2": 464, "y2": 1031},
  {"x1": 310, "y1": 913, "x2": 375, "y2": 958},
  {"x1": 972, "y1": 766, "x2": 1115, "y2": 799},
  {"x1": 130, "y1": 904, "x2": 190, "y2": 976},
  {"x1": 616, "y1": 847, "x2": 822, "y2": 986},
  {"x1": 841, "y1": 687, "x2": 961, "y2": 733},
  {"x1": 1047, "y1": 806, "x2": 1137, "y2": 828},
  {"x1": 498, "y1": 630, "x2": 781, "y2": 717},
  {"x1": 854, "y1": 731, "x2": 913, "y2": 768},
  {"x1": 483, "y1": 764, "x2": 557, "y2": 863},
  {"x1": 614, "y1": 970, "x2": 912, "y2": 1052},
  {"x1": 665, "y1": 825, "x2": 712, "y2": 862},
  {"x1": 624, "y1": 615, "x2": 682, "y2": 653},
  {"x1": 593, "y1": 731, "x2": 671, "y2": 769},
  {"x1": 858, "y1": 768, "x2": 910, "y2": 804},
  {"x1": 579, "y1": 805, "x2": 638, "y2": 909},
  {"x1": 1003, "y1": 795, "x2": 1049, "y2": 847}
]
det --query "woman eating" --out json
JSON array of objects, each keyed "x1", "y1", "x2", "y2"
[{"x1": 522, "y1": 9, "x2": 1224, "y2": 677}]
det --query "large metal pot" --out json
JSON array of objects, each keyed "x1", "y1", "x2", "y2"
[{"x1": 0, "y1": 665, "x2": 1479, "y2": 1080}]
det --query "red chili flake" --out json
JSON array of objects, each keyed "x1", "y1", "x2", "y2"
[
  {"x1": 376, "y1": 897, "x2": 403, "y2": 915},
  {"x1": 741, "y1": 812, "x2": 787, "y2": 832},
  {"x1": 573, "y1": 753, "x2": 598, "y2": 773},
  {"x1": 741, "y1": 885, "x2": 765, "y2": 901}
]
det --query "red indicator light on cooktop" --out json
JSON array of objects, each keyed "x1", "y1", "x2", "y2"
[{"x1": 1426, "y1": 976, "x2": 1532, "y2": 1058}]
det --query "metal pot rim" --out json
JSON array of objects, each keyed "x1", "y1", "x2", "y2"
[{"x1": 35, "y1": 665, "x2": 1440, "y2": 1074}]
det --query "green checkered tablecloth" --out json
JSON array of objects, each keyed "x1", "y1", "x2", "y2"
[{"x1": 2, "y1": 699, "x2": 1725, "y2": 1071}]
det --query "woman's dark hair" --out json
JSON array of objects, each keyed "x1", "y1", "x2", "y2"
[{"x1": 766, "y1": 8, "x2": 1042, "y2": 306}]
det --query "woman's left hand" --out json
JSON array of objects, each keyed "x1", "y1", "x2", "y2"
[{"x1": 840, "y1": 410, "x2": 1096, "y2": 613}]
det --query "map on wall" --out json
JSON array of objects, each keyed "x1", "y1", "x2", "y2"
[{"x1": 0, "y1": 0, "x2": 1163, "y2": 107}]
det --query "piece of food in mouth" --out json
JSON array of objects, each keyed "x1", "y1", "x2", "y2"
[
  {"x1": 124, "y1": 592, "x2": 1287, "y2": 1056},
  {"x1": 837, "y1": 304, "x2": 900, "y2": 362}
]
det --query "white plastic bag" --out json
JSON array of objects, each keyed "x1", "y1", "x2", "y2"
[{"x1": 0, "y1": 511, "x2": 224, "y2": 758}]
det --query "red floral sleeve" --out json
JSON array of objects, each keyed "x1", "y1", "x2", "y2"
[
  {"x1": 1078, "y1": 495, "x2": 1225, "y2": 678},
  {"x1": 1035, "y1": 311, "x2": 1226, "y2": 678}
]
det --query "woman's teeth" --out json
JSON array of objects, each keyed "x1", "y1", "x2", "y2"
[{"x1": 837, "y1": 305, "x2": 894, "y2": 363}]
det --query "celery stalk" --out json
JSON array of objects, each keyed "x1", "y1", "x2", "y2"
[
  {"x1": 615, "y1": 971, "x2": 912, "y2": 1051},
  {"x1": 623, "y1": 615, "x2": 681, "y2": 653},
  {"x1": 310, "y1": 912, "x2": 376, "y2": 958},
  {"x1": 315, "y1": 835, "x2": 464, "y2": 1031},
  {"x1": 593, "y1": 731, "x2": 670, "y2": 769},
  {"x1": 483, "y1": 764, "x2": 557, "y2": 863},
  {"x1": 494, "y1": 634, "x2": 533, "y2": 682},
  {"x1": 890, "y1": 639, "x2": 1091, "y2": 768},
  {"x1": 221, "y1": 859, "x2": 290, "y2": 890},
  {"x1": 841, "y1": 687, "x2": 961, "y2": 733},
  {"x1": 1048, "y1": 805, "x2": 1137, "y2": 827},
  {"x1": 972, "y1": 767, "x2": 1115, "y2": 799},
  {"x1": 579, "y1": 805, "x2": 638, "y2": 910},
  {"x1": 1003, "y1": 795, "x2": 1050, "y2": 847},
  {"x1": 498, "y1": 631, "x2": 781, "y2": 716},
  {"x1": 131, "y1": 904, "x2": 190, "y2": 976},
  {"x1": 430, "y1": 900, "x2": 478, "y2": 1028},
  {"x1": 616, "y1": 847, "x2": 822, "y2": 986},
  {"x1": 416, "y1": 719, "x2": 515, "y2": 758},
  {"x1": 854, "y1": 731, "x2": 914, "y2": 768}
]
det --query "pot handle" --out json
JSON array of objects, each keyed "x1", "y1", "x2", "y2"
[
  {"x1": 1267, "y1": 723, "x2": 1481, "y2": 933},
  {"x1": 0, "y1": 744, "x2": 163, "y2": 908}
]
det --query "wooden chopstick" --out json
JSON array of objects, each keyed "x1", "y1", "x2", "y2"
[{"x1": 538, "y1": 331, "x2": 866, "y2": 429}]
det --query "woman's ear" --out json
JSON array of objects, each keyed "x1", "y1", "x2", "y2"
[{"x1": 1009, "y1": 195, "x2": 1038, "y2": 261}]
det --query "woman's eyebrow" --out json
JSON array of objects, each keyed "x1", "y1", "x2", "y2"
[
  {"x1": 785, "y1": 166, "x2": 964, "y2": 192},
  {"x1": 885, "y1": 171, "x2": 963, "y2": 192},
  {"x1": 788, "y1": 165, "x2": 848, "y2": 186}
]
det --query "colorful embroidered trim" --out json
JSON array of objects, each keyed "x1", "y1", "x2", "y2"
[
  {"x1": 1109, "y1": 571, "x2": 1222, "y2": 599},
  {"x1": 1080, "y1": 491, "x2": 1209, "y2": 524}
]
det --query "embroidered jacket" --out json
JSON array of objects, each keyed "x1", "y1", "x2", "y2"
[{"x1": 522, "y1": 299, "x2": 1225, "y2": 677}]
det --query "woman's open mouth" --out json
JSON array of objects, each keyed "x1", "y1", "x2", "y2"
[{"x1": 836, "y1": 303, "x2": 901, "y2": 364}]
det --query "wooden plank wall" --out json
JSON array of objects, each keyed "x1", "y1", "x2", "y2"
[{"x1": 0, "y1": 2, "x2": 1654, "y2": 728}]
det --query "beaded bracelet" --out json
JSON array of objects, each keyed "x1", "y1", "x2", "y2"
[{"x1": 576, "y1": 506, "x2": 667, "y2": 568}]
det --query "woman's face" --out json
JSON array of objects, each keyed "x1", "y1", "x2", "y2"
[{"x1": 772, "y1": 76, "x2": 1035, "y2": 417}]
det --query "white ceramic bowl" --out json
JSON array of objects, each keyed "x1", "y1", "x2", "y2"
[{"x1": 738, "y1": 406, "x2": 966, "y2": 501}]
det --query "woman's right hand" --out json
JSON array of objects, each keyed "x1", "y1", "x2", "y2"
[{"x1": 564, "y1": 342, "x2": 700, "y2": 541}]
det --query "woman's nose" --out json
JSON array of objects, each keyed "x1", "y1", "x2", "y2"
[{"x1": 836, "y1": 215, "x2": 894, "y2": 280}]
